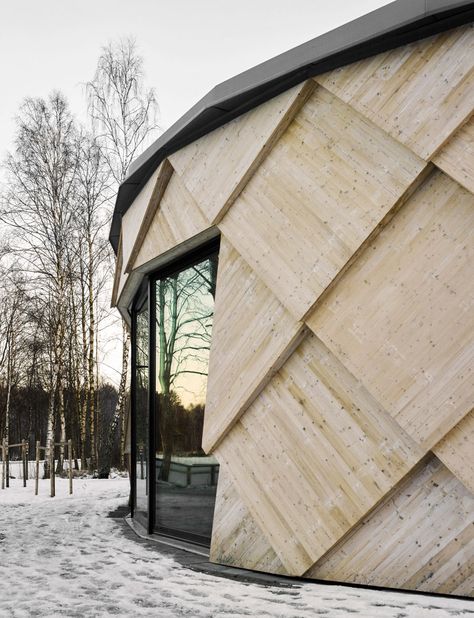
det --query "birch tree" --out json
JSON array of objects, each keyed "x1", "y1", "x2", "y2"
[
  {"x1": 1, "y1": 93, "x2": 78, "y2": 475},
  {"x1": 87, "y1": 38, "x2": 159, "y2": 477}
]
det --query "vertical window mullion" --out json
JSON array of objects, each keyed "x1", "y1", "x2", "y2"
[
  {"x1": 130, "y1": 309, "x2": 137, "y2": 519},
  {"x1": 147, "y1": 276, "x2": 157, "y2": 534}
]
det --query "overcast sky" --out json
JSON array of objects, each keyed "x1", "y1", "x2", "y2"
[
  {"x1": 0, "y1": 0, "x2": 390, "y2": 156},
  {"x1": 0, "y1": 0, "x2": 390, "y2": 383}
]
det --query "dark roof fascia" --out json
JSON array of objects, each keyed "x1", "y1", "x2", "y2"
[{"x1": 109, "y1": 0, "x2": 474, "y2": 252}]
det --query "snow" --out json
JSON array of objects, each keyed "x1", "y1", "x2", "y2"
[{"x1": 0, "y1": 479, "x2": 472, "y2": 618}]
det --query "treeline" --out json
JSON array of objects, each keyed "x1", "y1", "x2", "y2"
[{"x1": 0, "y1": 39, "x2": 158, "y2": 476}]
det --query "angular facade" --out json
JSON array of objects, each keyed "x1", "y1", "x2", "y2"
[{"x1": 111, "y1": 1, "x2": 474, "y2": 597}]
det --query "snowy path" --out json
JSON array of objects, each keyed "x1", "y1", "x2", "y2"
[{"x1": 0, "y1": 478, "x2": 472, "y2": 618}]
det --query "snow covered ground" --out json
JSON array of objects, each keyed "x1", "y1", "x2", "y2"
[{"x1": 0, "y1": 478, "x2": 472, "y2": 618}]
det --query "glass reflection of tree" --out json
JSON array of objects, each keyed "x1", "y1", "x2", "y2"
[
  {"x1": 135, "y1": 307, "x2": 148, "y2": 484},
  {"x1": 156, "y1": 256, "x2": 217, "y2": 481}
]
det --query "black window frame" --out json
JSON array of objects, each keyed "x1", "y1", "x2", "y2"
[
  {"x1": 130, "y1": 284, "x2": 149, "y2": 528},
  {"x1": 131, "y1": 237, "x2": 220, "y2": 543}
]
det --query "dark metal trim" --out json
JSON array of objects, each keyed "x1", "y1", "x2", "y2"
[
  {"x1": 147, "y1": 277, "x2": 157, "y2": 535},
  {"x1": 148, "y1": 237, "x2": 220, "y2": 285},
  {"x1": 110, "y1": 0, "x2": 474, "y2": 252},
  {"x1": 129, "y1": 302, "x2": 137, "y2": 519}
]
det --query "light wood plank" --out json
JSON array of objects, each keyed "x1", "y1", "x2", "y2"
[
  {"x1": 433, "y1": 114, "x2": 474, "y2": 193},
  {"x1": 433, "y1": 409, "x2": 474, "y2": 494},
  {"x1": 125, "y1": 159, "x2": 174, "y2": 272},
  {"x1": 216, "y1": 333, "x2": 423, "y2": 575},
  {"x1": 203, "y1": 237, "x2": 306, "y2": 453},
  {"x1": 209, "y1": 462, "x2": 288, "y2": 575},
  {"x1": 219, "y1": 85, "x2": 426, "y2": 321},
  {"x1": 307, "y1": 456, "x2": 474, "y2": 596},
  {"x1": 111, "y1": 232, "x2": 124, "y2": 308},
  {"x1": 121, "y1": 164, "x2": 162, "y2": 270},
  {"x1": 133, "y1": 168, "x2": 210, "y2": 270},
  {"x1": 307, "y1": 169, "x2": 474, "y2": 450},
  {"x1": 316, "y1": 25, "x2": 474, "y2": 160},
  {"x1": 169, "y1": 81, "x2": 315, "y2": 225}
]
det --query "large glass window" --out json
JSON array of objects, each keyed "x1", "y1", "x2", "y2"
[
  {"x1": 131, "y1": 242, "x2": 219, "y2": 545},
  {"x1": 154, "y1": 251, "x2": 219, "y2": 544},
  {"x1": 134, "y1": 294, "x2": 149, "y2": 528}
]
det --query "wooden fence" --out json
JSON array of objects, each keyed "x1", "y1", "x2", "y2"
[{"x1": 1, "y1": 439, "x2": 73, "y2": 497}]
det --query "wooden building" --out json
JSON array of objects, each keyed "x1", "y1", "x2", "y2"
[{"x1": 110, "y1": 0, "x2": 474, "y2": 597}]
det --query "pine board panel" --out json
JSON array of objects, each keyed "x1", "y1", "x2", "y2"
[
  {"x1": 307, "y1": 456, "x2": 474, "y2": 596},
  {"x1": 316, "y1": 25, "x2": 474, "y2": 160},
  {"x1": 209, "y1": 462, "x2": 288, "y2": 575},
  {"x1": 219, "y1": 85, "x2": 426, "y2": 321},
  {"x1": 216, "y1": 333, "x2": 423, "y2": 575},
  {"x1": 203, "y1": 237, "x2": 306, "y2": 453},
  {"x1": 433, "y1": 114, "x2": 474, "y2": 194},
  {"x1": 111, "y1": 233, "x2": 124, "y2": 308},
  {"x1": 433, "y1": 409, "x2": 474, "y2": 494},
  {"x1": 133, "y1": 169, "x2": 210, "y2": 270},
  {"x1": 307, "y1": 170, "x2": 474, "y2": 450},
  {"x1": 121, "y1": 164, "x2": 162, "y2": 270},
  {"x1": 125, "y1": 159, "x2": 173, "y2": 272},
  {"x1": 169, "y1": 81, "x2": 315, "y2": 225}
]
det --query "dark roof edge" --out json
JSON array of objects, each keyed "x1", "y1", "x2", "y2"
[{"x1": 110, "y1": 0, "x2": 474, "y2": 252}]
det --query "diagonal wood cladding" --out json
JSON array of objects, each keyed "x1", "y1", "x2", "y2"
[
  {"x1": 306, "y1": 169, "x2": 474, "y2": 451},
  {"x1": 215, "y1": 333, "x2": 424, "y2": 575},
  {"x1": 433, "y1": 114, "x2": 474, "y2": 194},
  {"x1": 169, "y1": 80, "x2": 315, "y2": 226},
  {"x1": 209, "y1": 462, "x2": 288, "y2": 575},
  {"x1": 306, "y1": 455, "x2": 474, "y2": 596},
  {"x1": 432, "y1": 409, "x2": 474, "y2": 495},
  {"x1": 218, "y1": 85, "x2": 427, "y2": 321},
  {"x1": 316, "y1": 25, "x2": 474, "y2": 161},
  {"x1": 118, "y1": 22, "x2": 474, "y2": 596},
  {"x1": 133, "y1": 167, "x2": 210, "y2": 270},
  {"x1": 203, "y1": 237, "x2": 306, "y2": 453},
  {"x1": 126, "y1": 159, "x2": 174, "y2": 273}
]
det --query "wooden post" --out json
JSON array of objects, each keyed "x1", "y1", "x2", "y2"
[
  {"x1": 50, "y1": 439, "x2": 55, "y2": 498},
  {"x1": 5, "y1": 440, "x2": 9, "y2": 489},
  {"x1": 35, "y1": 441, "x2": 40, "y2": 496},
  {"x1": 22, "y1": 440, "x2": 26, "y2": 487},
  {"x1": 1, "y1": 440, "x2": 5, "y2": 490},
  {"x1": 25, "y1": 442, "x2": 29, "y2": 481},
  {"x1": 68, "y1": 439, "x2": 73, "y2": 495}
]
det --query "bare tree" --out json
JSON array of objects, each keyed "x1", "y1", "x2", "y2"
[
  {"x1": 0, "y1": 268, "x2": 29, "y2": 466},
  {"x1": 87, "y1": 38, "x2": 159, "y2": 185},
  {"x1": 87, "y1": 38, "x2": 159, "y2": 477},
  {"x1": 1, "y1": 93, "x2": 78, "y2": 475},
  {"x1": 73, "y1": 132, "x2": 112, "y2": 470}
]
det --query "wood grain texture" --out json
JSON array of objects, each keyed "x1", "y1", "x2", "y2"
[
  {"x1": 209, "y1": 461, "x2": 288, "y2": 575},
  {"x1": 316, "y1": 24, "x2": 474, "y2": 160},
  {"x1": 306, "y1": 456, "x2": 474, "y2": 596},
  {"x1": 216, "y1": 333, "x2": 423, "y2": 575},
  {"x1": 433, "y1": 409, "x2": 474, "y2": 494},
  {"x1": 219, "y1": 85, "x2": 427, "y2": 321},
  {"x1": 133, "y1": 168, "x2": 210, "y2": 270},
  {"x1": 433, "y1": 114, "x2": 474, "y2": 193},
  {"x1": 111, "y1": 232, "x2": 124, "y2": 308},
  {"x1": 125, "y1": 159, "x2": 174, "y2": 272},
  {"x1": 307, "y1": 169, "x2": 474, "y2": 450},
  {"x1": 121, "y1": 164, "x2": 162, "y2": 270},
  {"x1": 169, "y1": 81, "x2": 315, "y2": 226},
  {"x1": 203, "y1": 237, "x2": 306, "y2": 453}
]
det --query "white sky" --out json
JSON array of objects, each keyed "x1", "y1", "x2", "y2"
[
  {"x1": 0, "y1": 0, "x2": 390, "y2": 384},
  {"x1": 0, "y1": 0, "x2": 391, "y2": 154}
]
